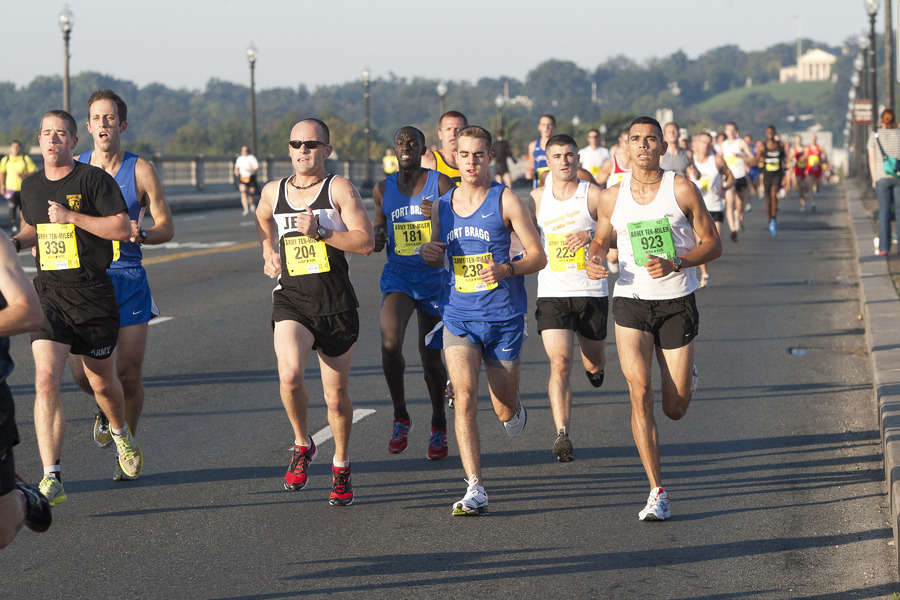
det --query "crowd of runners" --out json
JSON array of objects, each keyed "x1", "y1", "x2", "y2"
[{"x1": 0, "y1": 90, "x2": 832, "y2": 548}]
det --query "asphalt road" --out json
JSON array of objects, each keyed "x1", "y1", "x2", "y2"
[{"x1": 2, "y1": 185, "x2": 898, "y2": 599}]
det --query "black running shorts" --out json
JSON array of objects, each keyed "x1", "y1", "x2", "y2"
[
  {"x1": 536, "y1": 296, "x2": 608, "y2": 340},
  {"x1": 734, "y1": 177, "x2": 749, "y2": 193},
  {"x1": 32, "y1": 279, "x2": 119, "y2": 359},
  {"x1": 763, "y1": 172, "x2": 782, "y2": 196},
  {"x1": 612, "y1": 293, "x2": 699, "y2": 349},
  {"x1": 0, "y1": 381, "x2": 18, "y2": 458},
  {"x1": 272, "y1": 291, "x2": 359, "y2": 357},
  {"x1": 709, "y1": 211, "x2": 724, "y2": 223},
  {"x1": 0, "y1": 446, "x2": 14, "y2": 496}
]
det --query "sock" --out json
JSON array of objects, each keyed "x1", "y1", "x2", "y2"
[
  {"x1": 43, "y1": 465, "x2": 61, "y2": 481},
  {"x1": 333, "y1": 458, "x2": 349, "y2": 469},
  {"x1": 111, "y1": 426, "x2": 128, "y2": 437}
]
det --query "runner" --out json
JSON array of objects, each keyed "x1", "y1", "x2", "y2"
[
  {"x1": 743, "y1": 133, "x2": 760, "y2": 205},
  {"x1": 526, "y1": 114, "x2": 556, "y2": 188},
  {"x1": 578, "y1": 128, "x2": 610, "y2": 182},
  {"x1": 659, "y1": 122, "x2": 697, "y2": 179},
  {"x1": 67, "y1": 90, "x2": 174, "y2": 480},
  {"x1": 0, "y1": 141, "x2": 36, "y2": 232},
  {"x1": 805, "y1": 135, "x2": 826, "y2": 211},
  {"x1": 255, "y1": 118, "x2": 374, "y2": 505},
  {"x1": 586, "y1": 116, "x2": 722, "y2": 520},
  {"x1": 422, "y1": 111, "x2": 467, "y2": 186},
  {"x1": 790, "y1": 135, "x2": 810, "y2": 212},
  {"x1": 372, "y1": 126, "x2": 454, "y2": 459},
  {"x1": 492, "y1": 129, "x2": 517, "y2": 188},
  {"x1": 12, "y1": 110, "x2": 142, "y2": 505},
  {"x1": 594, "y1": 130, "x2": 632, "y2": 272},
  {"x1": 690, "y1": 131, "x2": 733, "y2": 287},
  {"x1": 721, "y1": 122, "x2": 753, "y2": 242},
  {"x1": 0, "y1": 228, "x2": 51, "y2": 547},
  {"x1": 234, "y1": 145, "x2": 260, "y2": 216},
  {"x1": 420, "y1": 126, "x2": 546, "y2": 515},
  {"x1": 531, "y1": 134, "x2": 607, "y2": 462},
  {"x1": 757, "y1": 125, "x2": 788, "y2": 237}
]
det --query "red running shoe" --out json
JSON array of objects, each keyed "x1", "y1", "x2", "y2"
[
  {"x1": 427, "y1": 427, "x2": 448, "y2": 460},
  {"x1": 329, "y1": 465, "x2": 354, "y2": 506},
  {"x1": 284, "y1": 438, "x2": 317, "y2": 491},
  {"x1": 388, "y1": 419, "x2": 411, "y2": 454}
]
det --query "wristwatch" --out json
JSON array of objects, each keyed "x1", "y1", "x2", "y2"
[
  {"x1": 138, "y1": 229, "x2": 148, "y2": 244},
  {"x1": 314, "y1": 216, "x2": 327, "y2": 240},
  {"x1": 672, "y1": 257, "x2": 683, "y2": 272}
]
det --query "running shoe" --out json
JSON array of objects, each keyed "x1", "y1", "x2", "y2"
[
  {"x1": 427, "y1": 427, "x2": 448, "y2": 460},
  {"x1": 503, "y1": 400, "x2": 527, "y2": 437},
  {"x1": 553, "y1": 431, "x2": 574, "y2": 463},
  {"x1": 444, "y1": 380, "x2": 454, "y2": 409},
  {"x1": 92, "y1": 407, "x2": 113, "y2": 448},
  {"x1": 284, "y1": 438, "x2": 317, "y2": 491},
  {"x1": 638, "y1": 487, "x2": 671, "y2": 521},
  {"x1": 452, "y1": 477, "x2": 488, "y2": 516},
  {"x1": 699, "y1": 274, "x2": 709, "y2": 288},
  {"x1": 388, "y1": 418, "x2": 411, "y2": 454},
  {"x1": 113, "y1": 455, "x2": 138, "y2": 481},
  {"x1": 15, "y1": 478, "x2": 52, "y2": 532},
  {"x1": 768, "y1": 219, "x2": 777, "y2": 237},
  {"x1": 729, "y1": 231, "x2": 738, "y2": 243},
  {"x1": 744, "y1": 201, "x2": 752, "y2": 213},
  {"x1": 328, "y1": 465, "x2": 354, "y2": 506},
  {"x1": 585, "y1": 369, "x2": 604, "y2": 388},
  {"x1": 38, "y1": 475, "x2": 67, "y2": 507},
  {"x1": 113, "y1": 429, "x2": 143, "y2": 478}
]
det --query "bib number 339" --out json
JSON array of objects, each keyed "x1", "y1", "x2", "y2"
[
  {"x1": 283, "y1": 235, "x2": 330, "y2": 276},
  {"x1": 37, "y1": 223, "x2": 80, "y2": 271},
  {"x1": 627, "y1": 218, "x2": 675, "y2": 267}
]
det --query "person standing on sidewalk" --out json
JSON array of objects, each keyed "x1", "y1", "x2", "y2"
[{"x1": 868, "y1": 109, "x2": 900, "y2": 256}]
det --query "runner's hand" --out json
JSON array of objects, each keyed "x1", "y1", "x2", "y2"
[
  {"x1": 586, "y1": 252, "x2": 609, "y2": 280},
  {"x1": 128, "y1": 220, "x2": 141, "y2": 243},
  {"x1": 373, "y1": 224, "x2": 387, "y2": 252},
  {"x1": 420, "y1": 198, "x2": 433, "y2": 219},
  {"x1": 479, "y1": 259, "x2": 510, "y2": 285},
  {"x1": 47, "y1": 201, "x2": 72, "y2": 224},
  {"x1": 645, "y1": 255, "x2": 675, "y2": 278},
  {"x1": 263, "y1": 250, "x2": 282, "y2": 279},
  {"x1": 419, "y1": 241, "x2": 445, "y2": 266},
  {"x1": 565, "y1": 230, "x2": 591, "y2": 253},
  {"x1": 296, "y1": 211, "x2": 317, "y2": 238}
]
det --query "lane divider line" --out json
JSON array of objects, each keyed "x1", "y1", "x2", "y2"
[
  {"x1": 311, "y1": 409, "x2": 376, "y2": 446},
  {"x1": 149, "y1": 316, "x2": 174, "y2": 326},
  {"x1": 143, "y1": 240, "x2": 258, "y2": 266}
]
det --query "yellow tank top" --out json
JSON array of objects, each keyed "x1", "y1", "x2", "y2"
[{"x1": 433, "y1": 150, "x2": 461, "y2": 186}]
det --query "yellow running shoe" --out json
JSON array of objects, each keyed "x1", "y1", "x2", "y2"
[
  {"x1": 113, "y1": 429, "x2": 143, "y2": 478},
  {"x1": 38, "y1": 475, "x2": 67, "y2": 507}
]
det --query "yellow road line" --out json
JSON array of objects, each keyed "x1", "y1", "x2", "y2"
[{"x1": 143, "y1": 241, "x2": 259, "y2": 266}]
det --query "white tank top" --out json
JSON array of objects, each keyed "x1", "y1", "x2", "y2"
[
  {"x1": 691, "y1": 153, "x2": 724, "y2": 213},
  {"x1": 536, "y1": 180, "x2": 608, "y2": 298},
  {"x1": 721, "y1": 138, "x2": 747, "y2": 179},
  {"x1": 610, "y1": 172, "x2": 699, "y2": 300}
]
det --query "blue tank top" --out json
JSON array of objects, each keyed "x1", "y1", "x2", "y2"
[
  {"x1": 438, "y1": 182, "x2": 526, "y2": 321},
  {"x1": 78, "y1": 151, "x2": 142, "y2": 268},
  {"x1": 382, "y1": 170, "x2": 443, "y2": 274},
  {"x1": 532, "y1": 138, "x2": 548, "y2": 189}
]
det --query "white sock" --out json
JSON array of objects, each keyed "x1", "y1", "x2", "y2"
[
  {"x1": 111, "y1": 426, "x2": 128, "y2": 437},
  {"x1": 333, "y1": 458, "x2": 349, "y2": 468},
  {"x1": 43, "y1": 466, "x2": 60, "y2": 479}
]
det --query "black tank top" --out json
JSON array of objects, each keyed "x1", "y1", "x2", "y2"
[
  {"x1": 763, "y1": 144, "x2": 786, "y2": 173},
  {"x1": 272, "y1": 175, "x2": 358, "y2": 316}
]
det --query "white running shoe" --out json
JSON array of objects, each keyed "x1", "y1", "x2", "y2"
[
  {"x1": 638, "y1": 487, "x2": 671, "y2": 521},
  {"x1": 452, "y1": 477, "x2": 488, "y2": 516},
  {"x1": 503, "y1": 400, "x2": 527, "y2": 437}
]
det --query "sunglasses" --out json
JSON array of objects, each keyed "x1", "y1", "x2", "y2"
[{"x1": 289, "y1": 139, "x2": 327, "y2": 150}]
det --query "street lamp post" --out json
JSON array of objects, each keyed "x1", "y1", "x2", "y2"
[
  {"x1": 599, "y1": 123, "x2": 607, "y2": 147},
  {"x1": 363, "y1": 68, "x2": 371, "y2": 188},
  {"x1": 494, "y1": 95, "x2": 504, "y2": 132},
  {"x1": 436, "y1": 81, "x2": 447, "y2": 116},
  {"x1": 58, "y1": 5, "x2": 73, "y2": 114},
  {"x1": 886, "y1": 0, "x2": 896, "y2": 113},
  {"x1": 247, "y1": 42, "x2": 258, "y2": 155},
  {"x1": 866, "y1": 0, "x2": 879, "y2": 131}
]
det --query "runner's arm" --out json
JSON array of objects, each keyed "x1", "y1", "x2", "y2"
[
  {"x1": 500, "y1": 188, "x2": 546, "y2": 276},
  {"x1": 418, "y1": 201, "x2": 444, "y2": 268},
  {"x1": 11, "y1": 222, "x2": 36, "y2": 250},
  {"x1": 48, "y1": 202, "x2": 130, "y2": 242},
  {"x1": 716, "y1": 154, "x2": 734, "y2": 190},
  {"x1": 669, "y1": 176, "x2": 722, "y2": 270},
  {"x1": 134, "y1": 158, "x2": 174, "y2": 245},
  {"x1": 254, "y1": 180, "x2": 281, "y2": 278},
  {"x1": 325, "y1": 177, "x2": 374, "y2": 256},
  {"x1": 594, "y1": 159, "x2": 612, "y2": 187},
  {"x1": 0, "y1": 230, "x2": 42, "y2": 336},
  {"x1": 372, "y1": 181, "x2": 387, "y2": 252},
  {"x1": 585, "y1": 187, "x2": 617, "y2": 280},
  {"x1": 525, "y1": 141, "x2": 536, "y2": 180}
]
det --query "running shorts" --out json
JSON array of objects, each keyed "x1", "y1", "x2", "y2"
[
  {"x1": 32, "y1": 278, "x2": 119, "y2": 359},
  {"x1": 0, "y1": 381, "x2": 18, "y2": 458},
  {"x1": 380, "y1": 263, "x2": 442, "y2": 317},
  {"x1": 763, "y1": 172, "x2": 783, "y2": 196},
  {"x1": 612, "y1": 294, "x2": 699, "y2": 349},
  {"x1": 272, "y1": 290, "x2": 359, "y2": 357},
  {"x1": 109, "y1": 266, "x2": 159, "y2": 327},
  {"x1": 709, "y1": 211, "x2": 724, "y2": 223},
  {"x1": 443, "y1": 315, "x2": 525, "y2": 366},
  {"x1": 733, "y1": 177, "x2": 749, "y2": 193},
  {"x1": 535, "y1": 297, "x2": 608, "y2": 340}
]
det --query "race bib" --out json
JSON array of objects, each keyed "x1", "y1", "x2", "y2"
[
  {"x1": 547, "y1": 233, "x2": 585, "y2": 272},
  {"x1": 627, "y1": 218, "x2": 675, "y2": 267},
  {"x1": 393, "y1": 221, "x2": 430, "y2": 256},
  {"x1": 453, "y1": 253, "x2": 497, "y2": 293},
  {"x1": 807, "y1": 154, "x2": 820, "y2": 166},
  {"x1": 283, "y1": 235, "x2": 330, "y2": 276},
  {"x1": 765, "y1": 160, "x2": 780, "y2": 172},
  {"x1": 588, "y1": 166, "x2": 603, "y2": 177},
  {"x1": 698, "y1": 176, "x2": 711, "y2": 192},
  {"x1": 37, "y1": 223, "x2": 80, "y2": 271},
  {"x1": 724, "y1": 155, "x2": 740, "y2": 169},
  {"x1": 112, "y1": 240, "x2": 120, "y2": 262}
]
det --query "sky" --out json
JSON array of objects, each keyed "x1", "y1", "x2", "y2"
[{"x1": 1, "y1": 0, "x2": 887, "y2": 92}]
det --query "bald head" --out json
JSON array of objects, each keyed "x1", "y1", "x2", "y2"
[{"x1": 291, "y1": 118, "x2": 330, "y2": 144}]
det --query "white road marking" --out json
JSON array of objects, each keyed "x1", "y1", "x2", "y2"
[
  {"x1": 149, "y1": 316, "x2": 174, "y2": 326},
  {"x1": 311, "y1": 409, "x2": 376, "y2": 446},
  {"x1": 23, "y1": 266, "x2": 35, "y2": 273},
  {"x1": 240, "y1": 221, "x2": 255, "y2": 227},
  {"x1": 143, "y1": 241, "x2": 237, "y2": 250},
  {"x1": 179, "y1": 215, "x2": 208, "y2": 221}
]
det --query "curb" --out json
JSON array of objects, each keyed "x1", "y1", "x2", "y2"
[{"x1": 845, "y1": 180, "x2": 900, "y2": 576}]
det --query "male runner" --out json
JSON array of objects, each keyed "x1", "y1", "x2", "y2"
[
  {"x1": 492, "y1": 129, "x2": 516, "y2": 188},
  {"x1": 578, "y1": 129, "x2": 610, "y2": 182},
  {"x1": 0, "y1": 141, "x2": 36, "y2": 232},
  {"x1": 659, "y1": 122, "x2": 697, "y2": 179},
  {"x1": 586, "y1": 116, "x2": 721, "y2": 520},
  {"x1": 743, "y1": 133, "x2": 760, "y2": 201},
  {"x1": 420, "y1": 126, "x2": 546, "y2": 515},
  {"x1": 234, "y1": 145, "x2": 260, "y2": 216},
  {"x1": 789, "y1": 135, "x2": 810, "y2": 212},
  {"x1": 67, "y1": 90, "x2": 174, "y2": 480},
  {"x1": 805, "y1": 135, "x2": 826, "y2": 211},
  {"x1": 594, "y1": 129, "x2": 632, "y2": 271},
  {"x1": 373, "y1": 126, "x2": 454, "y2": 459},
  {"x1": 422, "y1": 111, "x2": 467, "y2": 186},
  {"x1": 721, "y1": 122, "x2": 753, "y2": 241},
  {"x1": 255, "y1": 118, "x2": 374, "y2": 506},
  {"x1": 526, "y1": 114, "x2": 556, "y2": 188},
  {"x1": 531, "y1": 134, "x2": 607, "y2": 462},
  {"x1": 757, "y1": 125, "x2": 787, "y2": 236},
  {"x1": 0, "y1": 229, "x2": 51, "y2": 547},
  {"x1": 12, "y1": 110, "x2": 141, "y2": 505},
  {"x1": 690, "y1": 132, "x2": 733, "y2": 286}
]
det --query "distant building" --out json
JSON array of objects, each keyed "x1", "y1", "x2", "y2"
[{"x1": 779, "y1": 49, "x2": 838, "y2": 83}]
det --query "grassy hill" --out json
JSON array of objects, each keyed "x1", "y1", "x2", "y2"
[{"x1": 694, "y1": 81, "x2": 832, "y2": 114}]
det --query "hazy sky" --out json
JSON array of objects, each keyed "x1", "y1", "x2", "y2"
[{"x1": 2, "y1": 1, "x2": 884, "y2": 91}]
